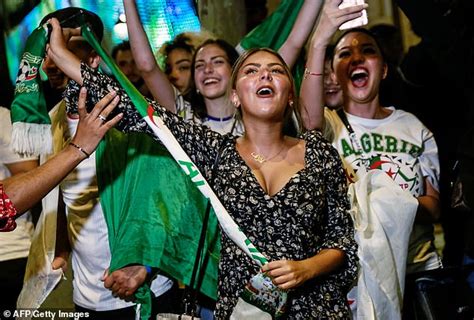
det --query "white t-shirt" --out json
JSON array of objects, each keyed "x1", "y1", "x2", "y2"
[
  {"x1": 175, "y1": 89, "x2": 244, "y2": 136},
  {"x1": 60, "y1": 115, "x2": 172, "y2": 311},
  {"x1": 324, "y1": 107, "x2": 441, "y2": 272},
  {"x1": 0, "y1": 107, "x2": 35, "y2": 261}
]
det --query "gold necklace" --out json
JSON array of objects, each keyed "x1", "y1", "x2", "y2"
[{"x1": 250, "y1": 145, "x2": 285, "y2": 164}]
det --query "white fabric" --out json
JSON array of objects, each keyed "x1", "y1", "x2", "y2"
[
  {"x1": 347, "y1": 170, "x2": 418, "y2": 320},
  {"x1": 0, "y1": 107, "x2": 35, "y2": 261},
  {"x1": 18, "y1": 101, "x2": 73, "y2": 312},
  {"x1": 324, "y1": 107, "x2": 441, "y2": 271},
  {"x1": 61, "y1": 116, "x2": 136, "y2": 310},
  {"x1": 230, "y1": 298, "x2": 272, "y2": 320},
  {"x1": 16, "y1": 102, "x2": 66, "y2": 312},
  {"x1": 202, "y1": 117, "x2": 243, "y2": 135},
  {"x1": 174, "y1": 88, "x2": 244, "y2": 136},
  {"x1": 11, "y1": 122, "x2": 53, "y2": 157},
  {"x1": 16, "y1": 186, "x2": 63, "y2": 311}
]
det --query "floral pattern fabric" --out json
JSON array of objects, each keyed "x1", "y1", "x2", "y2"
[{"x1": 65, "y1": 64, "x2": 358, "y2": 319}]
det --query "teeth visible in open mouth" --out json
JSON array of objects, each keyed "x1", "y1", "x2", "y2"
[
  {"x1": 257, "y1": 88, "x2": 273, "y2": 95},
  {"x1": 350, "y1": 69, "x2": 368, "y2": 80},
  {"x1": 204, "y1": 79, "x2": 218, "y2": 85}
]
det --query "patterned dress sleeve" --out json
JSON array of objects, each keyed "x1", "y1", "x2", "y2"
[
  {"x1": 0, "y1": 184, "x2": 17, "y2": 232},
  {"x1": 308, "y1": 130, "x2": 358, "y2": 291},
  {"x1": 64, "y1": 63, "x2": 224, "y2": 175}
]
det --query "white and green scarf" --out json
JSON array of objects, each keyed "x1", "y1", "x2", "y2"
[{"x1": 10, "y1": 25, "x2": 51, "y2": 156}]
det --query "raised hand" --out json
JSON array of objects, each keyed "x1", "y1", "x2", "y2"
[
  {"x1": 313, "y1": 0, "x2": 368, "y2": 44},
  {"x1": 46, "y1": 17, "x2": 81, "y2": 55},
  {"x1": 44, "y1": 17, "x2": 83, "y2": 84},
  {"x1": 70, "y1": 88, "x2": 123, "y2": 159}
]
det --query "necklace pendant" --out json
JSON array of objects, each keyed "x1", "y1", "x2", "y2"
[{"x1": 251, "y1": 152, "x2": 266, "y2": 164}]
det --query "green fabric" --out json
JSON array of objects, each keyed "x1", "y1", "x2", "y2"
[
  {"x1": 96, "y1": 129, "x2": 220, "y2": 291},
  {"x1": 81, "y1": 24, "x2": 149, "y2": 117},
  {"x1": 238, "y1": 0, "x2": 305, "y2": 91},
  {"x1": 10, "y1": 25, "x2": 51, "y2": 155},
  {"x1": 11, "y1": 26, "x2": 49, "y2": 124},
  {"x1": 96, "y1": 130, "x2": 220, "y2": 319},
  {"x1": 83, "y1": 24, "x2": 219, "y2": 318}
]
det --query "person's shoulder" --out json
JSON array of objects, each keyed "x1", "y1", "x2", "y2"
[{"x1": 389, "y1": 106, "x2": 427, "y2": 128}]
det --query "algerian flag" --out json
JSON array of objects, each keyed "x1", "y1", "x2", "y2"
[
  {"x1": 236, "y1": 0, "x2": 305, "y2": 91},
  {"x1": 96, "y1": 129, "x2": 220, "y2": 318},
  {"x1": 10, "y1": 25, "x2": 52, "y2": 156}
]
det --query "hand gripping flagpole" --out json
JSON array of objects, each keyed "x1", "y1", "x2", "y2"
[{"x1": 81, "y1": 24, "x2": 268, "y2": 268}]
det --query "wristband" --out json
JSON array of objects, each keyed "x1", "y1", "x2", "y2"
[
  {"x1": 69, "y1": 142, "x2": 91, "y2": 159},
  {"x1": 304, "y1": 67, "x2": 323, "y2": 79}
]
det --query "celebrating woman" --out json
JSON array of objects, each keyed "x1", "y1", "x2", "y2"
[{"x1": 300, "y1": 0, "x2": 441, "y2": 276}]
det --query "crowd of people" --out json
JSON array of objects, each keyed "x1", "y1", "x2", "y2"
[{"x1": 1, "y1": 0, "x2": 473, "y2": 319}]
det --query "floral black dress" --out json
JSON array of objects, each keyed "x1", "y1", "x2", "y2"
[{"x1": 65, "y1": 64, "x2": 358, "y2": 319}]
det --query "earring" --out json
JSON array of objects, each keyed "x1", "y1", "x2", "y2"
[
  {"x1": 196, "y1": 89, "x2": 200, "y2": 94},
  {"x1": 289, "y1": 100, "x2": 294, "y2": 108}
]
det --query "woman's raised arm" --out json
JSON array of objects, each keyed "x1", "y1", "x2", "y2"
[
  {"x1": 299, "y1": 0, "x2": 367, "y2": 130},
  {"x1": 278, "y1": 0, "x2": 323, "y2": 69},
  {"x1": 122, "y1": 0, "x2": 176, "y2": 112}
]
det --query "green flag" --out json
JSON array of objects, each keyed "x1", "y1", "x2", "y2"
[
  {"x1": 237, "y1": 0, "x2": 305, "y2": 91},
  {"x1": 10, "y1": 7, "x2": 103, "y2": 157},
  {"x1": 95, "y1": 129, "x2": 219, "y2": 310}
]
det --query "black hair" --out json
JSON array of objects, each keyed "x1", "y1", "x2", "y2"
[
  {"x1": 40, "y1": 7, "x2": 104, "y2": 41},
  {"x1": 162, "y1": 34, "x2": 195, "y2": 59},
  {"x1": 369, "y1": 24, "x2": 404, "y2": 65},
  {"x1": 160, "y1": 34, "x2": 195, "y2": 78},
  {"x1": 325, "y1": 44, "x2": 335, "y2": 62},
  {"x1": 111, "y1": 41, "x2": 131, "y2": 60}
]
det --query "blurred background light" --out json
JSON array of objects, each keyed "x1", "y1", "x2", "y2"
[{"x1": 4, "y1": 0, "x2": 200, "y2": 83}]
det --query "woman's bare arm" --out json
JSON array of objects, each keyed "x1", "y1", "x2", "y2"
[
  {"x1": 300, "y1": 0, "x2": 367, "y2": 130},
  {"x1": 278, "y1": 0, "x2": 324, "y2": 69},
  {"x1": 123, "y1": 0, "x2": 176, "y2": 111}
]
